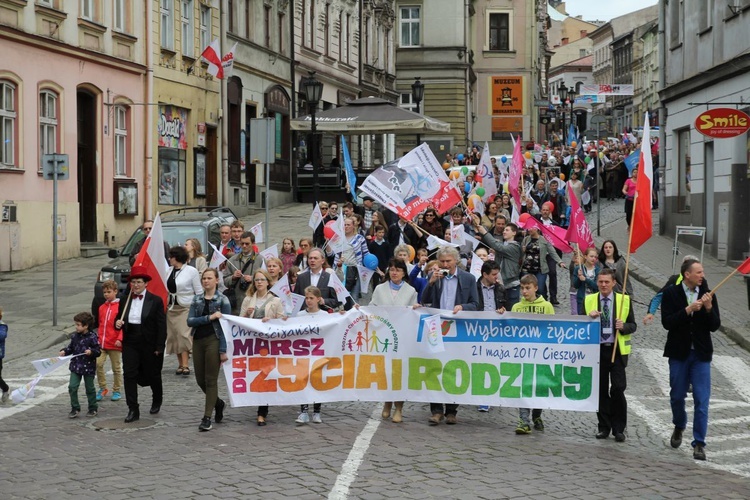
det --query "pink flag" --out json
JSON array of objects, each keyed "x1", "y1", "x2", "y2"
[
  {"x1": 565, "y1": 181, "x2": 595, "y2": 250},
  {"x1": 201, "y1": 39, "x2": 224, "y2": 79},
  {"x1": 517, "y1": 213, "x2": 574, "y2": 253},
  {"x1": 509, "y1": 135, "x2": 523, "y2": 213}
]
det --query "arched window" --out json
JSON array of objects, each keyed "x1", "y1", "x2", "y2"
[
  {"x1": 39, "y1": 89, "x2": 59, "y2": 170},
  {"x1": 0, "y1": 80, "x2": 17, "y2": 167}
]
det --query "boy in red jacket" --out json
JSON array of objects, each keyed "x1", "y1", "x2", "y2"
[{"x1": 96, "y1": 280, "x2": 123, "y2": 402}]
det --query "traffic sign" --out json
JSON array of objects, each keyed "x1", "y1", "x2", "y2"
[{"x1": 42, "y1": 154, "x2": 70, "y2": 180}]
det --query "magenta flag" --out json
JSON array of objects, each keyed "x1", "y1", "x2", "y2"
[
  {"x1": 517, "y1": 213, "x2": 574, "y2": 253},
  {"x1": 565, "y1": 181, "x2": 595, "y2": 250},
  {"x1": 509, "y1": 135, "x2": 523, "y2": 213}
]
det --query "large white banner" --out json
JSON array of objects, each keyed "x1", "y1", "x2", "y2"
[
  {"x1": 220, "y1": 308, "x2": 601, "y2": 411},
  {"x1": 579, "y1": 84, "x2": 634, "y2": 96}
]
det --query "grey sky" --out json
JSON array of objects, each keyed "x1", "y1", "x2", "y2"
[{"x1": 562, "y1": 0, "x2": 658, "y2": 23}]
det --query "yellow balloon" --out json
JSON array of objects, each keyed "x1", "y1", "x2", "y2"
[
  {"x1": 449, "y1": 170, "x2": 460, "y2": 180},
  {"x1": 559, "y1": 173, "x2": 566, "y2": 181},
  {"x1": 442, "y1": 162, "x2": 451, "y2": 170},
  {"x1": 571, "y1": 141, "x2": 577, "y2": 148},
  {"x1": 407, "y1": 245, "x2": 416, "y2": 262},
  {"x1": 524, "y1": 151, "x2": 532, "y2": 159}
]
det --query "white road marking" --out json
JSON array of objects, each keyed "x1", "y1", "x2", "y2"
[
  {"x1": 635, "y1": 348, "x2": 671, "y2": 396},
  {"x1": 712, "y1": 355, "x2": 750, "y2": 402},
  {"x1": 711, "y1": 447, "x2": 750, "y2": 458},
  {"x1": 709, "y1": 415, "x2": 750, "y2": 426},
  {"x1": 0, "y1": 382, "x2": 69, "y2": 421},
  {"x1": 328, "y1": 408, "x2": 382, "y2": 499}
]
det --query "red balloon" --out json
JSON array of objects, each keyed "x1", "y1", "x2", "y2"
[
  {"x1": 324, "y1": 220, "x2": 337, "y2": 240},
  {"x1": 517, "y1": 213, "x2": 531, "y2": 226}
]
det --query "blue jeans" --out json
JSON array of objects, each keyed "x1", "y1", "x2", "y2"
[
  {"x1": 505, "y1": 286, "x2": 520, "y2": 310},
  {"x1": 521, "y1": 272, "x2": 547, "y2": 300},
  {"x1": 669, "y1": 350, "x2": 711, "y2": 447}
]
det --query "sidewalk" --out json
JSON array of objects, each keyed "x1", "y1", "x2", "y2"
[{"x1": 592, "y1": 209, "x2": 750, "y2": 352}]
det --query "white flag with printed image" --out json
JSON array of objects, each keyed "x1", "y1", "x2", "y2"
[
  {"x1": 449, "y1": 221, "x2": 466, "y2": 245},
  {"x1": 356, "y1": 265, "x2": 376, "y2": 290},
  {"x1": 250, "y1": 222, "x2": 264, "y2": 243},
  {"x1": 327, "y1": 270, "x2": 352, "y2": 304},
  {"x1": 422, "y1": 314, "x2": 445, "y2": 353},
  {"x1": 427, "y1": 234, "x2": 456, "y2": 250},
  {"x1": 469, "y1": 252, "x2": 483, "y2": 279},
  {"x1": 31, "y1": 354, "x2": 82, "y2": 376},
  {"x1": 258, "y1": 244, "x2": 279, "y2": 270},
  {"x1": 309, "y1": 203, "x2": 324, "y2": 230},
  {"x1": 208, "y1": 242, "x2": 227, "y2": 269},
  {"x1": 270, "y1": 274, "x2": 294, "y2": 309}
]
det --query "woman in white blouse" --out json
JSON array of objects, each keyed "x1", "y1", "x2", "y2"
[
  {"x1": 370, "y1": 258, "x2": 417, "y2": 423},
  {"x1": 166, "y1": 246, "x2": 202, "y2": 375}
]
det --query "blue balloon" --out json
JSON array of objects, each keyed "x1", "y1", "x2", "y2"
[
  {"x1": 464, "y1": 182, "x2": 471, "y2": 193},
  {"x1": 501, "y1": 156, "x2": 508, "y2": 163},
  {"x1": 457, "y1": 153, "x2": 465, "y2": 161},
  {"x1": 363, "y1": 254, "x2": 379, "y2": 271}
]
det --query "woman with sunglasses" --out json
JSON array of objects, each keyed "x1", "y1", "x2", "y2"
[{"x1": 419, "y1": 208, "x2": 445, "y2": 237}]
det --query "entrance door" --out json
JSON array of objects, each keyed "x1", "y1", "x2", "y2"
[
  {"x1": 206, "y1": 127, "x2": 218, "y2": 206},
  {"x1": 77, "y1": 90, "x2": 97, "y2": 242},
  {"x1": 245, "y1": 104, "x2": 257, "y2": 203}
]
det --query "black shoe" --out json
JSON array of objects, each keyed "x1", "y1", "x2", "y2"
[
  {"x1": 199, "y1": 417, "x2": 212, "y2": 431},
  {"x1": 693, "y1": 444, "x2": 706, "y2": 461},
  {"x1": 149, "y1": 404, "x2": 161, "y2": 414},
  {"x1": 595, "y1": 430, "x2": 609, "y2": 439},
  {"x1": 214, "y1": 399, "x2": 225, "y2": 423},
  {"x1": 670, "y1": 427, "x2": 684, "y2": 448},
  {"x1": 550, "y1": 299, "x2": 560, "y2": 306},
  {"x1": 124, "y1": 409, "x2": 140, "y2": 423},
  {"x1": 614, "y1": 432, "x2": 626, "y2": 442},
  {"x1": 86, "y1": 409, "x2": 98, "y2": 418},
  {"x1": 68, "y1": 408, "x2": 80, "y2": 419}
]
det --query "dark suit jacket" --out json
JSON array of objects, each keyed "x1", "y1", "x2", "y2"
[
  {"x1": 116, "y1": 291, "x2": 167, "y2": 352},
  {"x1": 387, "y1": 222, "x2": 420, "y2": 255},
  {"x1": 661, "y1": 282, "x2": 720, "y2": 362},
  {"x1": 293, "y1": 269, "x2": 342, "y2": 311},
  {"x1": 476, "y1": 281, "x2": 506, "y2": 311},
  {"x1": 422, "y1": 269, "x2": 479, "y2": 310}
]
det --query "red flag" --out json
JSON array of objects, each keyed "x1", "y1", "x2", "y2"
[
  {"x1": 509, "y1": 135, "x2": 523, "y2": 213},
  {"x1": 201, "y1": 39, "x2": 224, "y2": 79},
  {"x1": 132, "y1": 214, "x2": 169, "y2": 310},
  {"x1": 628, "y1": 113, "x2": 654, "y2": 253},
  {"x1": 565, "y1": 181, "x2": 595, "y2": 250},
  {"x1": 517, "y1": 213, "x2": 574, "y2": 253},
  {"x1": 738, "y1": 257, "x2": 750, "y2": 274}
]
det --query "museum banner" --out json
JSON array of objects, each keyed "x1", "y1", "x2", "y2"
[{"x1": 220, "y1": 307, "x2": 601, "y2": 411}]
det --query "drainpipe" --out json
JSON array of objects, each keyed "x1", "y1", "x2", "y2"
[
  {"x1": 658, "y1": 0, "x2": 667, "y2": 233},
  {"x1": 220, "y1": 4, "x2": 228, "y2": 207},
  {"x1": 290, "y1": 0, "x2": 297, "y2": 198},
  {"x1": 464, "y1": 0, "x2": 471, "y2": 150},
  {"x1": 145, "y1": 0, "x2": 153, "y2": 218}
]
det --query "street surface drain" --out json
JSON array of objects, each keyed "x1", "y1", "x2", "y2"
[{"x1": 91, "y1": 417, "x2": 160, "y2": 431}]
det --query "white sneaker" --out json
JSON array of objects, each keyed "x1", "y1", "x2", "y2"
[
  {"x1": 312, "y1": 412, "x2": 323, "y2": 424},
  {"x1": 295, "y1": 412, "x2": 310, "y2": 424},
  {"x1": 1, "y1": 391, "x2": 8, "y2": 403}
]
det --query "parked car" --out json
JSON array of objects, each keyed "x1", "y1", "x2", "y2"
[{"x1": 92, "y1": 207, "x2": 237, "y2": 307}]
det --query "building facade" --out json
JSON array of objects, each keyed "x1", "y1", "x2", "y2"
[
  {"x1": 0, "y1": 0, "x2": 147, "y2": 271},
  {"x1": 660, "y1": 0, "x2": 750, "y2": 262},
  {"x1": 151, "y1": 0, "x2": 220, "y2": 214},
  {"x1": 395, "y1": 0, "x2": 473, "y2": 157}
]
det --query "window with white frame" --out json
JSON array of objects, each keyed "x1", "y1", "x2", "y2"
[
  {"x1": 0, "y1": 81, "x2": 16, "y2": 167},
  {"x1": 181, "y1": 0, "x2": 194, "y2": 57},
  {"x1": 400, "y1": 6, "x2": 420, "y2": 47},
  {"x1": 81, "y1": 0, "x2": 94, "y2": 20},
  {"x1": 38, "y1": 0, "x2": 53, "y2": 7},
  {"x1": 400, "y1": 93, "x2": 416, "y2": 112},
  {"x1": 488, "y1": 12, "x2": 511, "y2": 51},
  {"x1": 39, "y1": 90, "x2": 58, "y2": 170},
  {"x1": 115, "y1": 106, "x2": 128, "y2": 177},
  {"x1": 199, "y1": 5, "x2": 210, "y2": 51},
  {"x1": 114, "y1": 0, "x2": 126, "y2": 32},
  {"x1": 161, "y1": 0, "x2": 174, "y2": 50}
]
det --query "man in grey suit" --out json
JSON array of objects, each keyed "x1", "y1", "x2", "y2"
[
  {"x1": 293, "y1": 248, "x2": 341, "y2": 311},
  {"x1": 421, "y1": 246, "x2": 479, "y2": 426}
]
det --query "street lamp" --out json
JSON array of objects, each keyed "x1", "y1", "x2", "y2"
[
  {"x1": 412, "y1": 77, "x2": 424, "y2": 145},
  {"x1": 567, "y1": 86, "x2": 577, "y2": 139},
  {"x1": 559, "y1": 86, "x2": 568, "y2": 143},
  {"x1": 302, "y1": 71, "x2": 323, "y2": 204}
]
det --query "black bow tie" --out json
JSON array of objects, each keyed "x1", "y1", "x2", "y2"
[{"x1": 134, "y1": 294, "x2": 144, "y2": 300}]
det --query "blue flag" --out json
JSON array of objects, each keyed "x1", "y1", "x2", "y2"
[
  {"x1": 341, "y1": 135, "x2": 356, "y2": 200},
  {"x1": 567, "y1": 123, "x2": 576, "y2": 146},
  {"x1": 623, "y1": 150, "x2": 639, "y2": 175}
]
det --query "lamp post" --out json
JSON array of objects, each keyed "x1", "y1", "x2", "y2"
[
  {"x1": 302, "y1": 71, "x2": 323, "y2": 204},
  {"x1": 412, "y1": 77, "x2": 424, "y2": 146},
  {"x1": 568, "y1": 86, "x2": 577, "y2": 138}
]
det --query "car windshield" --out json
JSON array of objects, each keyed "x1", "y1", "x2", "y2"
[{"x1": 118, "y1": 225, "x2": 208, "y2": 257}]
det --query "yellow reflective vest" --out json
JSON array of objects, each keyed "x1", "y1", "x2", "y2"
[{"x1": 585, "y1": 292, "x2": 632, "y2": 356}]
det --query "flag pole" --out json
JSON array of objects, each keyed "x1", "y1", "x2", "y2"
[
  {"x1": 707, "y1": 267, "x2": 742, "y2": 296},
  {"x1": 611, "y1": 191, "x2": 638, "y2": 364},
  {"x1": 118, "y1": 289, "x2": 133, "y2": 323}
]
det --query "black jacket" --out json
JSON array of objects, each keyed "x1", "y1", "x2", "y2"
[
  {"x1": 293, "y1": 269, "x2": 342, "y2": 311},
  {"x1": 476, "y1": 280, "x2": 506, "y2": 311},
  {"x1": 661, "y1": 282, "x2": 720, "y2": 362},
  {"x1": 116, "y1": 291, "x2": 167, "y2": 352}
]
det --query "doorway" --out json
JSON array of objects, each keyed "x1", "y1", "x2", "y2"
[
  {"x1": 77, "y1": 90, "x2": 97, "y2": 242},
  {"x1": 206, "y1": 127, "x2": 218, "y2": 206}
]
